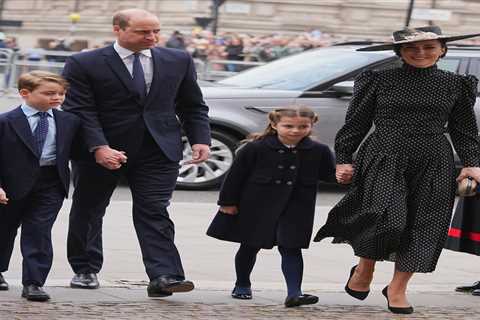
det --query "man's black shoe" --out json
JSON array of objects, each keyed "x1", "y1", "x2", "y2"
[
  {"x1": 455, "y1": 281, "x2": 480, "y2": 293},
  {"x1": 70, "y1": 273, "x2": 100, "y2": 289},
  {"x1": 147, "y1": 275, "x2": 194, "y2": 297},
  {"x1": 0, "y1": 273, "x2": 8, "y2": 291},
  {"x1": 21, "y1": 285, "x2": 50, "y2": 302},
  {"x1": 284, "y1": 294, "x2": 319, "y2": 308}
]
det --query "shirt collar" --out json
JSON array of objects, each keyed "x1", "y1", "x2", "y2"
[
  {"x1": 21, "y1": 103, "x2": 54, "y2": 117},
  {"x1": 113, "y1": 41, "x2": 152, "y2": 59}
]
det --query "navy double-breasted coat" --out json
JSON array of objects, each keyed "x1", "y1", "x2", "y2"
[{"x1": 212, "y1": 135, "x2": 335, "y2": 249}]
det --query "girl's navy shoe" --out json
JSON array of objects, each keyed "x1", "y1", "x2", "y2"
[{"x1": 231, "y1": 286, "x2": 252, "y2": 299}]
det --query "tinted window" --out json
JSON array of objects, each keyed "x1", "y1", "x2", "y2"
[
  {"x1": 218, "y1": 48, "x2": 391, "y2": 90},
  {"x1": 437, "y1": 58, "x2": 461, "y2": 72},
  {"x1": 467, "y1": 58, "x2": 480, "y2": 93}
]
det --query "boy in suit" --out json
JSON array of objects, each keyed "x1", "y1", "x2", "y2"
[{"x1": 0, "y1": 71, "x2": 81, "y2": 301}]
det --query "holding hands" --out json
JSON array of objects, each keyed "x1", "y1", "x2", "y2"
[
  {"x1": 219, "y1": 206, "x2": 238, "y2": 215},
  {"x1": 456, "y1": 167, "x2": 480, "y2": 184},
  {"x1": 0, "y1": 188, "x2": 8, "y2": 205},
  {"x1": 94, "y1": 146, "x2": 128, "y2": 170},
  {"x1": 336, "y1": 164, "x2": 354, "y2": 184}
]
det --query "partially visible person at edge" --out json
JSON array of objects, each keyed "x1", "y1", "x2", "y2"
[
  {"x1": 61, "y1": 8, "x2": 210, "y2": 298},
  {"x1": 207, "y1": 106, "x2": 335, "y2": 308},
  {"x1": 313, "y1": 26, "x2": 480, "y2": 315},
  {"x1": 445, "y1": 182, "x2": 480, "y2": 296}
]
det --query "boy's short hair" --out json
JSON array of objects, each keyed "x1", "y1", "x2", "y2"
[{"x1": 18, "y1": 70, "x2": 69, "y2": 92}]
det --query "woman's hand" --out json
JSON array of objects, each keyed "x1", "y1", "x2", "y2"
[
  {"x1": 457, "y1": 167, "x2": 480, "y2": 183},
  {"x1": 336, "y1": 164, "x2": 354, "y2": 184},
  {"x1": 219, "y1": 206, "x2": 238, "y2": 215}
]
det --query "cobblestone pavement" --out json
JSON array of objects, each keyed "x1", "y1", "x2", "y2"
[{"x1": 0, "y1": 301, "x2": 478, "y2": 320}]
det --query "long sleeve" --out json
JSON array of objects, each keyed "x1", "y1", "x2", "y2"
[
  {"x1": 448, "y1": 75, "x2": 480, "y2": 167},
  {"x1": 318, "y1": 145, "x2": 336, "y2": 182},
  {"x1": 335, "y1": 71, "x2": 378, "y2": 164},
  {"x1": 217, "y1": 142, "x2": 256, "y2": 206},
  {"x1": 175, "y1": 52, "x2": 211, "y2": 146},
  {"x1": 62, "y1": 56, "x2": 108, "y2": 150}
]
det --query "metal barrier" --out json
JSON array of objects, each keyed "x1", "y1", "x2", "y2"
[{"x1": 0, "y1": 49, "x2": 266, "y2": 94}]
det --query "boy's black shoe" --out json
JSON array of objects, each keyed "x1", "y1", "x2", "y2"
[
  {"x1": 22, "y1": 285, "x2": 50, "y2": 302},
  {"x1": 231, "y1": 286, "x2": 252, "y2": 299},
  {"x1": 455, "y1": 281, "x2": 480, "y2": 293},
  {"x1": 70, "y1": 273, "x2": 99, "y2": 289},
  {"x1": 0, "y1": 273, "x2": 8, "y2": 291},
  {"x1": 472, "y1": 289, "x2": 480, "y2": 296},
  {"x1": 284, "y1": 294, "x2": 319, "y2": 308}
]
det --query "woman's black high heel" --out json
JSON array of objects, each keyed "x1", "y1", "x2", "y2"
[
  {"x1": 344, "y1": 265, "x2": 370, "y2": 300},
  {"x1": 382, "y1": 286, "x2": 414, "y2": 314}
]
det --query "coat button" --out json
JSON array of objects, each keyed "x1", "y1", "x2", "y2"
[
  {"x1": 286, "y1": 181, "x2": 293, "y2": 185},
  {"x1": 278, "y1": 165, "x2": 284, "y2": 169},
  {"x1": 290, "y1": 165, "x2": 296, "y2": 170},
  {"x1": 275, "y1": 180, "x2": 281, "y2": 184}
]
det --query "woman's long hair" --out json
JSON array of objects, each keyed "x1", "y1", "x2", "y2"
[{"x1": 246, "y1": 105, "x2": 319, "y2": 141}]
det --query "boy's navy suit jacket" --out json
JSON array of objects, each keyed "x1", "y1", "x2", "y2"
[{"x1": 0, "y1": 106, "x2": 82, "y2": 200}]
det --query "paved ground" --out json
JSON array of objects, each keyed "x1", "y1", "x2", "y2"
[{"x1": 0, "y1": 193, "x2": 479, "y2": 319}]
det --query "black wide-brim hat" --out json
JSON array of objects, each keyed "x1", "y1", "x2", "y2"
[{"x1": 357, "y1": 26, "x2": 480, "y2": 51}]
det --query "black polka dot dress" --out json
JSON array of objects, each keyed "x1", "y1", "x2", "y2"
[{"x1": 314, "y1": 63, "x2": 480, "y2": 273}]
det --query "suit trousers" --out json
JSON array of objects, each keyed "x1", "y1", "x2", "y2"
[
  {"x1": 67, "y1": 131, "x2": 184, "y2": 280},
  {"x1": 0, "y1": 166, "x2": 64, "y2": 286}
]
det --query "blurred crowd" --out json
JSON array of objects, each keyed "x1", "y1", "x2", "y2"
[{"x1": 163, "y1": 28, "x2": 335, "y2": 67}]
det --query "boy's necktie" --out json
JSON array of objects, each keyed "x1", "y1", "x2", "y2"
[
  {"x1": 132, "y1": 52, "x2": 147, "y2": 99},
  {"x1": 34, "y1": 112, "x2": 49, "y2": 156}
]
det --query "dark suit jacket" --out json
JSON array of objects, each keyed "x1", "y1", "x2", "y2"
[
  {"x1": 61, "y1": 45, "x2": 210, "y2": 162},
  {"x1": 0, "y1": 107, "x2": 82, "y2": 200}
]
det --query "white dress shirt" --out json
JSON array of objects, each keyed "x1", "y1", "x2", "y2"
[{"x1": 113, "y1": 41, "x2": 153, "y2": 93}]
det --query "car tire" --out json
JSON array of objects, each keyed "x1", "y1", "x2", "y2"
[{"x1": 176, "y1": 130, "x2": 239, "y2": 190}]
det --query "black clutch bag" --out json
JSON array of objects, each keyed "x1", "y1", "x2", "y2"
[{"x1": 206, "y1": 210, "x2": 241, "y2": 242}]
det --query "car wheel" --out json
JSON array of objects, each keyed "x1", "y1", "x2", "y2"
[{"x1": 177, "y1": 130, "x2": 239, "y2": 190}]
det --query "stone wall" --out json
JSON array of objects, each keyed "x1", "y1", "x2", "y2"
[{"x1": 1, "y1": 0, "x2": 480, "y2": 48}]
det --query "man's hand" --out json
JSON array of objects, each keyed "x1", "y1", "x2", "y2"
[
  {"x1": 219, "y1": 206, "x2": 238, "y2": 215},
  {"x1": 185, "y1": 144, "x2": 210, "y2": 164},
  {"x1": 0, "y1": 188, "x2": 8, "y2": 205},
  {"x1": 94, "y1": 146, "x2": 128, "y2": 170},
  {"x1": 457, "y1": 167, "x2": 480, "y2": 183},
  {"x1": 336, "y1": 164, "x2": 354, "y2": 184}
]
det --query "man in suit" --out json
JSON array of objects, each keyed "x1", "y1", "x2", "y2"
[
  {"x1": 62, "y1": 8, "x2": 210, "y2": 297},
  {"x1": 0, "y1": 71, "x2": 82, "y2": 301}
]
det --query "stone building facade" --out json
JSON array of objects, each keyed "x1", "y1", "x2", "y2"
[{"x1": 1, "y1": 0, "x2": 480, "y2": 49}]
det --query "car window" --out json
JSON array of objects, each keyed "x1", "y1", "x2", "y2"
[
  {"x1": 218, "y1": 49, "x2": 391, "y2": 91},
  {"x1": 437, "y1": 58, "x2": 461, "y2": 72},
  {"x1": 467, "y1": 58, "x2": 480, "y2": 94}
]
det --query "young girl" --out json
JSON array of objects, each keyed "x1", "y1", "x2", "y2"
[{"x1": 207, "y1": 106, "x2": 335, "y2": 307}]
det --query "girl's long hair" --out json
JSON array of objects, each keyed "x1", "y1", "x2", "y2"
[{"x1": 246, "y1": 105, "x2": 319, "y2": 141}]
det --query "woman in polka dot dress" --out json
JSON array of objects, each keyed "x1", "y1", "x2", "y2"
[{"x1": 314, "y1": 26, "x2": 480, "y2": 314}]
